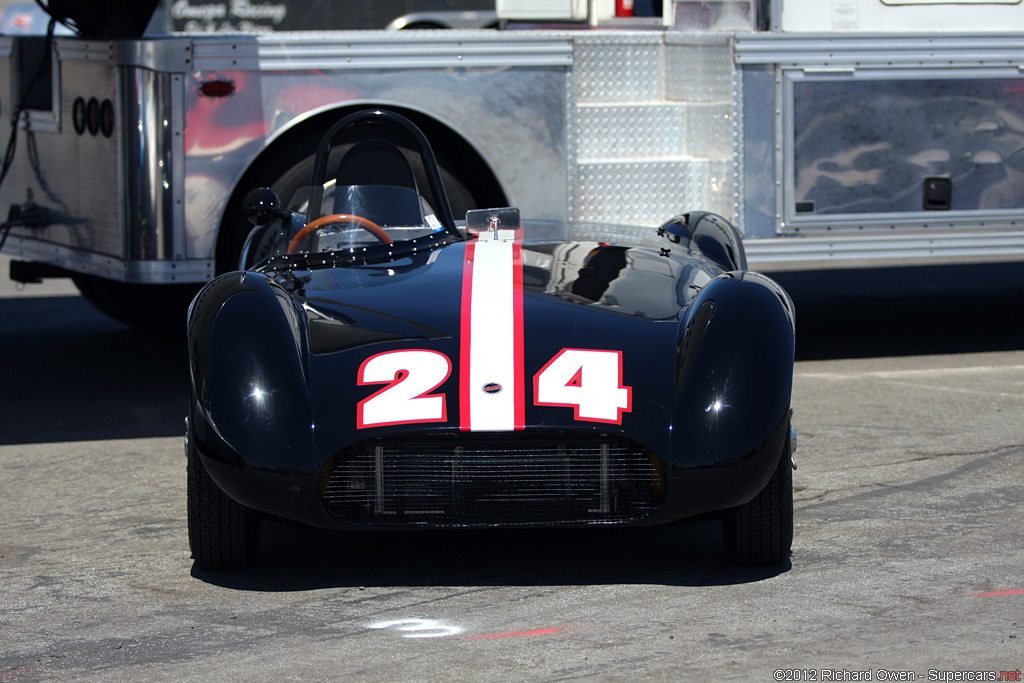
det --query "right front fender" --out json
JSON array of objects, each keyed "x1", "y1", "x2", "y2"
[{"x1": 670, "y1": 271, "x2": 795, "y2": 475}]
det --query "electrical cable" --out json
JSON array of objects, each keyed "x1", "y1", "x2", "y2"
[
  {"x1": 0, "y1": 16, "x2": 59, "y2": 253},
  {"x1": 33, "y1": 0, "x2": 80, "y2": 35}
]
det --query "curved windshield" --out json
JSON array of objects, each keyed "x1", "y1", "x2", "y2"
[
  {"x1": 255, "y1": 111, "x2": 462, "y2": 265},
  {"x1": 281, "y1": 182, "x2": 445, "y2": 257}
]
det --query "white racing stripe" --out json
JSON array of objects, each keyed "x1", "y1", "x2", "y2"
[{"x1": 459, "y1": 234, "x2": 525, "y2": 431}]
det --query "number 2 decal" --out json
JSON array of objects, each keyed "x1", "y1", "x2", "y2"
[
  {"x1": 534, "y1": 349, "x2": 632, "y2": 424},
  {"x1": 357, "y1": 348, "x2": 631, "y2": 428},
  {"x1": 357, "y1": 350, "x2": 452, "y2": 428}
]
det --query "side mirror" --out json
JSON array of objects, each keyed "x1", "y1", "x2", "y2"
[
  {"x1": 243, "y1": 188, "x2": 285, "y2": 226},
  {"x1": 465, "y1": 207, "x2": 521, "y2": 234}
]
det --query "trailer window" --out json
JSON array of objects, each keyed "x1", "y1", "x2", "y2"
[{"x1": 790, "y1": 75, "x2": 1024, "y2": 218}]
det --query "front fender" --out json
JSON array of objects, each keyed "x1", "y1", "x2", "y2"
[
  {"x1": 659, "y1": 211, "x2": 748, "y2": 272},
  {"x1": 671, "y1": 271, "x2": 795, "y2": 474},
  {"x1": 188, "y1": 271, "x2": 314, "y2": 473}
]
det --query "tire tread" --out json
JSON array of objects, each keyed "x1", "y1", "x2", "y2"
[
  {"x1": 187, "y1": 447, "x2": 260, "y2": 571},
  {"x1": 722, "y1": 434, "x2": 794, "y2": 565}
]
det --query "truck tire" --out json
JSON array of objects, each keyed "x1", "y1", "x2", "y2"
[
  {"x1": 216, "y1": 109, "x2": 505, "y2": 276},
  {"x1": 218, "y1": 146, "x2": 481, "y2": 274},
  {"x1": 72, "y1": 275, "x2": 200, "y2": 336},
  {"x1": 186, "y1": 432, "x2": 261, "y2": 571},
  {"x1": 721, "y1": 431, "x2": 794, "y2": 565}
]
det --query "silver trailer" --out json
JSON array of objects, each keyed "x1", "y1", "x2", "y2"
[{"x1": 1, "y1": 0, "x2": 1022, "y2": 324}]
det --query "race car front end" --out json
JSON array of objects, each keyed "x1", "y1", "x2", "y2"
[
  {"x1": 187, "y1": 221, "x2": 795, "y2": 569},
  {"x1": 184, "y1": 109, "x2": 795, "y2": 571}
]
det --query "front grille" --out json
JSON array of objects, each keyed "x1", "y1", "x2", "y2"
[{"x1": 320, "y1": 431, "x2": 665, "y2": 527}]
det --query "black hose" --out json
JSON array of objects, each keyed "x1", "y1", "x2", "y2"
[{"x1": 0, "y1": 17, "x2": 58, "y2": 253}]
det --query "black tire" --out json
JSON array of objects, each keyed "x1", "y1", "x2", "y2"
[
  {"x1": 722, "y1": 431, "x2": 793, "y2": 565},
  {"x1": 72, "y1": 274, "x2": 200, "y2": 336},
  {"x1": 186, "y1": 427, "x2": 261, "y2": 571}
]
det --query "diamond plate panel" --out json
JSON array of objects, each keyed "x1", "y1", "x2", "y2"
[
  {"x1": 709, "y1": 157, "x2": 737, "y2": 221},
  {"x1": 577, "y1": 158, "x2": 737, "y2": 226},
  {"x1": 576, "y1": 103, "x2": 687, "y2": 160},
  {"x1": 665, "y1": 34, "x2": 733, "y2": 103},
  {"x1": 578, "y1": 160, "x2": 713, "y2": 226},
  {"x1": 566, "y1": 62, "x2": 581, "y2": 225},
  {"x1": 575, "y1": 37, "x2": 663, "y2": 104},
  {"x1": 687, "y1": 102, "x2": 733, "y2": 158}
]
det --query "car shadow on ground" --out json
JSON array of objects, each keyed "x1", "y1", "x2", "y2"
[{"x1": 192, "y1": 518, "x2": 791, "y2": 590}]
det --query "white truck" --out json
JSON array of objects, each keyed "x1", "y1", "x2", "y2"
[{"x1": 1, "y1": 0, "x2": 1022, "y2": 327}]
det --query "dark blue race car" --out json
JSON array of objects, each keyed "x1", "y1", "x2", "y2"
[{"x1": 186, "y1": 109, "x2": 796, "y2": 571}]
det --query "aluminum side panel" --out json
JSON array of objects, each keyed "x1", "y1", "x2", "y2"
[{"x1": 182, "y1": 65, "x2": 570, "y2": 261}]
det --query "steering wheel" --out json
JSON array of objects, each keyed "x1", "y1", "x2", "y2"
[{"x1": 287, "y1": 213, "x2": 393, "y2": 255}]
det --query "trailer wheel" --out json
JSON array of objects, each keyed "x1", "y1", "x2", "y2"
[
  {"x1": 72, "y1": 274, "x2": 199, "y2": 336},
  {"x1": 721, "y1": 431, "x2": 793, "y2": 565},
  {"x1": 218, "y1": 150, "x2": 481, "y2": 274},
  {"x1": 186, "y1": 430, "x2": 261, "y2": 571},
  {"x1": 217, "y1": 108, "x2": 505, "y2": 276}
]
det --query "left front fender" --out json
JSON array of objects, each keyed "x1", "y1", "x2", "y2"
[{"x1": 671, "y1": 271, "x2": 795, "y2": 474}]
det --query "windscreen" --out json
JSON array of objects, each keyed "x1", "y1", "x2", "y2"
[{"x1": 282, "y1": 182, "x2": 443, "y2": 256}]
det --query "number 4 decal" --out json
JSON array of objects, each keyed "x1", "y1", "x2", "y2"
[
  {"x1": 357, "y1": 350, "x2": 451, "y2": 428},
  {"x1": 534, "y1": 349, "x2": 632, "y2": 424}
]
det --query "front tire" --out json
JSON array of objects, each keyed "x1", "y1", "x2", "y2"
[
  {"x1": 186, "y1": 426, "x2": 261, "y2": 571},
  {"x1": 721, "y1": 432, "x2": 794, "y2": 565}
]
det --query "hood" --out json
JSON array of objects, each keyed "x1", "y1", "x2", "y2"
[
  {"x1": 282, "y1": 224, "x2": 721, "y2": 460},
  {"x1": 293, "y1": 229, "x2": 717, "y2": 356}
]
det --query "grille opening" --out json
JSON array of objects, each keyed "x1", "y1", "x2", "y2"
[{"x1": 320, "y1": 431, "x2": 665, "y2": 527}]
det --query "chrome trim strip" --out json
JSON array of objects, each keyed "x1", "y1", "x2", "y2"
[
  {"x1": 55, "y1": 39, "x2": 113, "y2": 63},
  {"x1": 189, "y1": 32, "x2": 574, "y2": 71},
  {"x1": 122, "y1": 68, "x2": 177, "y2": 262},
  {"x1": 1, "y1": 235, "x2": 213, "y2": 283},
  {"x1": 735, "y1": 33, "x2": 1024, "y2": 66},
  {"x1": 746, "y1": 230, "x2": 1024, "y2": 271},
  {"x1": 114, "y1": 38, "x2": 193, "y2": 72}
]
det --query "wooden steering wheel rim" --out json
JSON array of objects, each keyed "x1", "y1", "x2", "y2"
[{"x1": 287, "y1": 213, "x2": 393, "y2": 255}]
